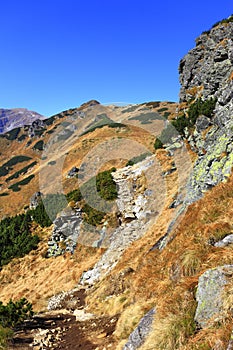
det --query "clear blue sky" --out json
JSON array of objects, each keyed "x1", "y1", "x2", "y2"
[{"x1": 1, "y1": 1, "x2": 232, "y2": 116}]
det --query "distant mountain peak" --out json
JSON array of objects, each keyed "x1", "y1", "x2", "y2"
[{"x1": 0, "y1": 108, "x2": 45, "y2": 134}]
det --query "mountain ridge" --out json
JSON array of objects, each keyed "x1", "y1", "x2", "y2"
[{"x1": 0, "y1": 16, "x2": 233, "y2": 350}]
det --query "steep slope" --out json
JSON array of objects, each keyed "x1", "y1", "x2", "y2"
[{"x1": 0, "y1": 16, "x2": 233, "y2": 350}]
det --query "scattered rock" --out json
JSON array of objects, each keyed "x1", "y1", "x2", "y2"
[
  {"x1": 214, "y1": 234, "x2": 233, "y2": 247},
  {"x1": 47, "y1": 208, "x2": 82, "y2": 257},
  {"x1": 67, "y1": 166, "x2": 79, "y2": 178},
  {"x1": 30, "y1": 191, "x2": 43, "y2": 210},
  {"x1": 123, "y1": 308, "x2": 155, "y2": 350}
]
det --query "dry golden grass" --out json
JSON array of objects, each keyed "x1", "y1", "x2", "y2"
[
  {"x1": 84, "y1": 172, "x2": 233, "y2": 349},
  {"x1": 0, "y1": 225, "x2": 104, "y2": 312},
  {"x1": 1, "y1": 105, "x2": 233, "y2": 349}
]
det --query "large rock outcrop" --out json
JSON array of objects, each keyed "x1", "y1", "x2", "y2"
[
  {"x1": 195, "y1": 265, "x2": 233, "y2": 328},
  {"x1": 179, "y1": 19, "x2": 233, "y2": 203},
  {"x1": 123, "y1": 308, "x2": 155, "y2": 350},
  {"x1": 179, "y1": 19, "x2": 233, "y2": 126}
]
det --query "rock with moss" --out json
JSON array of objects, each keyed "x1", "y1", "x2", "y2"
[
  {"x1": 195, "y1": 265, "x2": 233, "y2": 328},
  {"x1": 123, "y1": 308, "x2": 155, "y2": 350},
  {"x1": 185, "y1": 119, "x2": 233, "y2": 204}
]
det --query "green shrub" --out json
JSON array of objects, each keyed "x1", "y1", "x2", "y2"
[
  {"x1": 96, "y1": 168, "x2": 118, "y2": 200},
  {"x1": 81, "y1": 114, "x2": 127, "y2": 136},
  {"x1": 48, "y1": 160, "x2": 56, "y2": 166},
  {"x1": 163, "y1": 111, "x2": 171, "y2": 119},
  {"x1": 154, "y1": 138, "x2": 164, "y2": 150},
  {"x1": 44, "y1": 116, "x2": 56, "y2": 126},
  {"x1": 66, "y1": 188, "x2": 82, "y2": 203},
  {"x1": 6, "y1": 161, "x2": 37, "y2": 182},
  {"x1": 4, "y1": 155, "x2": 32, "y2": 168},
  {"x1": 0, "y1": 213, "x2": 39, "y2": 267},
  {"x1": 0, "y1": 298, "x2": 33, "y2": 328},
  {"x1": 171, "y1": 114, "x2": 190, "y2": 136},
  {"x1": 29, "y1": 193, "x2": 67, "y2": 226},
  {"x1": 158, "y1": 107, "x2": 168, "y2": 113},
  {"x1": 66, "y1": 168, "x2": 118, "y2": 226},
  {"x1": 17, "y1": 134, "x2": 27, "y2": 142},
  {"x1": 187, "y1": 97, "x2": 216, "y2": 123},
  {"x1": 0, "y1": 167, "x2": 9, "y2": 177},
  {"x1": 33, "y1": 140, "x2": 44, "y2": 151},
  {"x1": 82, "y1": 203, "x2": 105, "y2": 226},
  {"x1": 126, "y1": 152, "x2": 151, "y2": 165},
  {"x1": 145, "y1": 101, "x2": 161, "y2": 108},
  {"x1": 3, "y1": 128, "x2": 21, "y2": 141},
  {"x1": 8, "y1": 174, "x2": 35, "y2": 192},
  {"x1": 0, "y1": 325, "x2": 13, "y2": 349},
  {"x1": 170, "y1": 98, "x2": 216, "y2": 136},
  {"x1": 129, "y1": 112, "x2": 164, "y2": 122}
]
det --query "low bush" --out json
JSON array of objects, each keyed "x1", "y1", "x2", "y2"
[
  {"x1": 0, "y1": 298, "x2": 33, "y2": 328},
  {"x1": 154, "y1": 138, "x2": 164, "y2": 150},
  {"x1": 126, "y1": 153, "x2": 151, "y2": 165},
  {"x1": 29, "y1": 193, "x2": 67, "y2": 226},
  {"x1": 8, "y1": 174, "x2": 35, "y2": 192},
  {"x1": 0, "y1": 213, "x2": 39, "y2": 267},
  {"x1": 66, "y1": 168, "x2": 118, "y2": 226},
  {"x1": 6, "y1": 161, "x2": 37, "y2": 182},
  {"x1": 33, "y1": 140, "x2": 44, "y2": 151}
]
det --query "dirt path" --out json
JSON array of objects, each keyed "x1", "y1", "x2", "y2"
[{"x1": 8, "y1": 289, "x2": 118, "y2": 350}]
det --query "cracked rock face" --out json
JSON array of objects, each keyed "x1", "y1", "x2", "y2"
[
  {"x1": 185, "y1": 120, "x2": 233, "y2": 204},
  {"x1": 123, "y1": 308, "x2": 155, "y2": 350},
  {"x1": 178, "y1": 20, "x2": 233, "y2": 204},
  {"x1": 179, "y1": 22, "x2": 233, "y2": 126},
  {"x1": 47, "y1": 209, "x2": 82, "y2": 257},
  {"x1": 195, "y1": 265, "x2": 233, "y2": 328},
  {"x1": 80, "y1": 156, "x2": 164, "y2": 285}
]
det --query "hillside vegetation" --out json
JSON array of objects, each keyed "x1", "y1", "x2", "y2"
[{"x1": 0, "y1": 16, "x2": 233, "y2": 350}]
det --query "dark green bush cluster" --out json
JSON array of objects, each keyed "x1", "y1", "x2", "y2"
[
  {"x1": 66, "y1": 168, "x2": 118, "y2": 226},
  {"x1": 33, "y1": 140, "x2": 44, "y2": 151},
  {"x1": 82, "y1": 203, "x2": 106, "y2": 226},
  {"x1": 153, "y1": 98, "x2": 217, "y2": 148},
  {"x1": 171, "y1": 115, "x2": 190, "y2": 136},
  {"x1": 66, "y1": 188, "x2": 82, "y2": 203},
  {"x1": 4, "y1": 156, "x2": 32, "y2": 168},
  {"x1": 212, "y1": 14, "x2": 233, "y2": 28},
  {"x1": 81, "y1": 114, "x2": 127, "y2": 136},
  {"x1": 0, "y1": 298, "x2": 33, "y2": 328},
  {"x1": 0, "y1": 156, "x2": 32, "y2": 178},
  {"x1": 126, "y1": 152, "x2": 151, "y2": 166},
  {"x1": 187, "y1": 97, "x2": 216, "y2": 122},
  {"x1": 96, "y1": 168, "x2": 117, "y2": 200},
  {"x1": 6, "y1": 161, "x2": 37, "y2": 182},
  {"x1": 154, "y1": 138, "x2": 164, "y2": 150},
  {"x1": 17, "y1": 134, "x2": 27, "y2": 142},
  {"x1": 8, "y1": 174, "x2": 35, "y2": 192},
  {"x1": 129, "y1": 112, "x2": 164, "y2": 123},
  {"x1": 0, "y1": 213, "x2": 39, "y2": 267},
  {"x1": 29, "y1": 193, "x2": 67, "y2": 227},
  {"x1": 81, "y1": 122, "x2": 126, "y2": 136},
  {"x1": 202, "y1": 14, "x2": 233, "y2": 35},
  {"x1": 1, "y1": 128, "x2": 21, "y2": 141}
]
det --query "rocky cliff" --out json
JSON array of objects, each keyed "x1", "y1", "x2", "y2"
[{"x1": 179, "y1": 17, "x2": 233, "y2": 204}]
